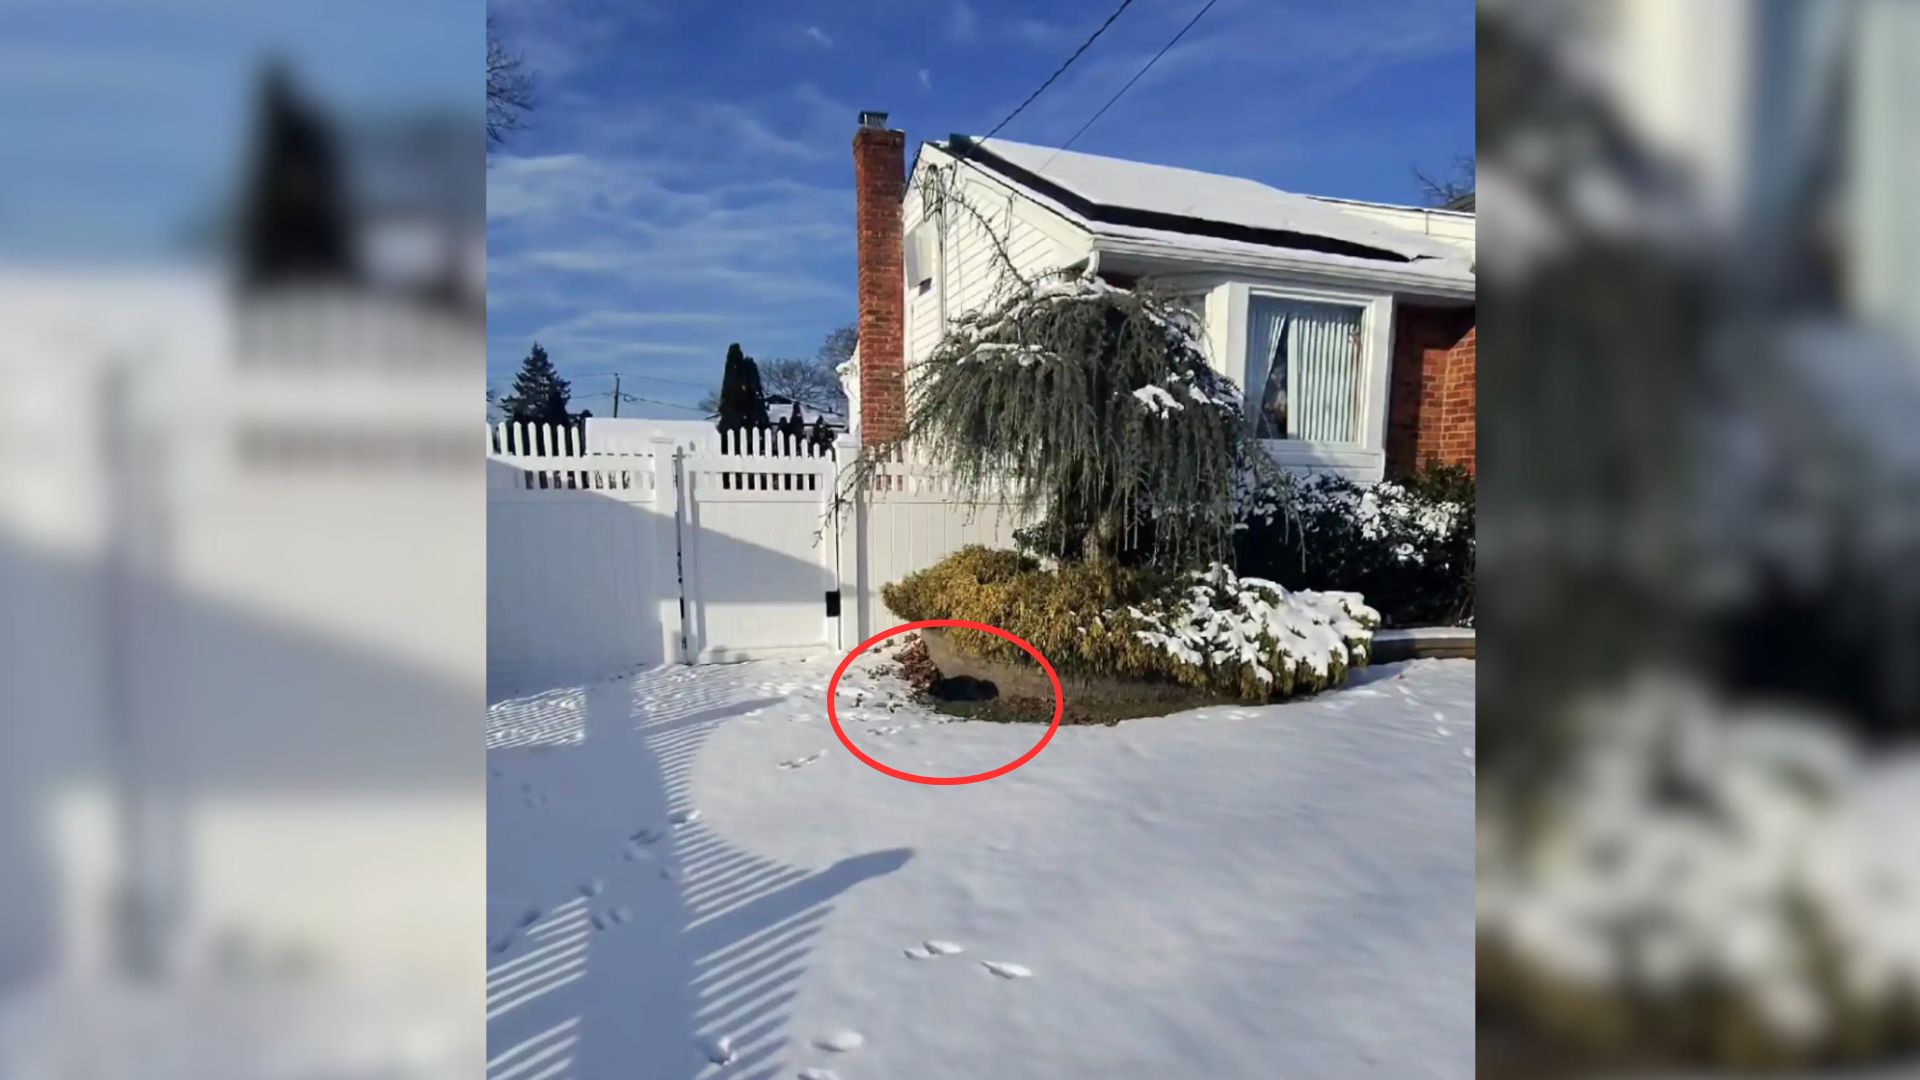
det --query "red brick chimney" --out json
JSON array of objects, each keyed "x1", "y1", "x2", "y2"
[{"x1": 852, "y1": 110, "x2": 906, "y2": 443}]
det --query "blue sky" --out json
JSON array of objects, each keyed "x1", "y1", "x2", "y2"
[
  {"x1": 486, "y1": 0, "x2": 1474, "y2": 418},
  {"x1": 0, "y1": 1, "x2": 474, "y2": 260}
]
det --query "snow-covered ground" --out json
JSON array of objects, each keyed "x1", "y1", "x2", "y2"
[{"x1": 486, "y1": 647, "x2": 1475, "y2": 1080}]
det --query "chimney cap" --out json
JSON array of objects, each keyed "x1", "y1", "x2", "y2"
[{"x1": 858, "y1": 110, "x2": 890, "y2": 129}]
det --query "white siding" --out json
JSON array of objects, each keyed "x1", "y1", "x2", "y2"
[
  {"x1": 902, "y1": 145, "x2": 1089, "y2": 377},
  {"x1": 894, "y1": 146, "x2": 1408, "y2": 483}
]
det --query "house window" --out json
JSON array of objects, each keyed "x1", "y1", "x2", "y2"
[
  {"x1": 1245, "y1": 295, "x2": 1366, "y2": 443},
  {"x1": 904, "y1": 223, "x2": 936, "y2": 292}
]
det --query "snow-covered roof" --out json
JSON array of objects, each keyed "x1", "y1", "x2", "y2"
[{"x1": 948, "y1": 138, "x2": 1469, "y2": 269}]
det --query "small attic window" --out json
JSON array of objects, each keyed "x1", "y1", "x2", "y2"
[{"x1": 903, "y1": 223, "x2": 936, "y2": 289}]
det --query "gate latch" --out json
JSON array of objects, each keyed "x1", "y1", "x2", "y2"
[{"x1": 824, "y1": 590, "x2": 841, "y2": 617}]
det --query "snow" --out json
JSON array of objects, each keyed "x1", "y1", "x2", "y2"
[
  {"x1": 1130, "y1": 564, "x2": 1378, "y2": 686},
  {"x1": 1477, "y1": 678, "x2": 1920, "y2": 1047},
  {"x1": 487, "y1": 651, "x2": 1474, "y2": 1079},
  {"x1": 970, "y1": 139, "x2": 1465, "y2": 266},
  {"x1": 1130, "y1": 384, "x2": 1184, "y2": 416}
]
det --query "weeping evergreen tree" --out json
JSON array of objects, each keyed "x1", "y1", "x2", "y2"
[{"x1": 847, "y1": 272, "x2": 1281, "y2": 571}]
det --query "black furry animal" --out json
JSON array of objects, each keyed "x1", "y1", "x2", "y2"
[{"x1": 931, "y1": 675, "x2": 998, "y2": 702}]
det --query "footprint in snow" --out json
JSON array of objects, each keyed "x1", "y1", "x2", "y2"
[
  {"x1": 1462, "y1": 747, "x2": 1475, "y2": 759},
  {"x1": 813, "y1": 1030, "x2": 865, "y2": 1052},
  {"x1": 924, "y1": 939, "x2": 965, "y2": 956},
  {"x1": 517, "y1": 907, "x2": 541, "y2": 928},
  {"x1": 580, "y1": 879, "x2": 604, "y2": 897},
  {"x1": 797, "y1": 1069, "x2": 841, "y2": 1080},
  {"x1": 631, "y1": 826, "x2": 664, "y2": 845},
  {"x1": 981, "y1": 960, "x2": 1033, "y2": 979},
  {"x1": 779, "y1": 751, "x2": 827, "y2": 770},
  {"x1": 699, "y1": 1034, "x2": 735, "y2": 1065},
  {"x1": 870, "y1": 725, "x2": 903, "y2": 736},
  {"x1": 607, "y1": 905, "x2": 631, "y2": 924},
  {"x1": 669, "y1": 809, "x2": 701, "y2": 827},
  {"x1": 1436, "y1": 726, "x2": 1451, "y2": 737},
  {"x1": 903, "y1": 945, "x2": 934, "y2": 960}
]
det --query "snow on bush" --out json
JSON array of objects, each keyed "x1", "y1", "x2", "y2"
[
  {"x1": 881, "y1": 547, "x2": 1376, "y2": 704},
  {"x1": 1478, "y1": 677, "x2": 1920, "y2": 1067},
  {"x1": 1294, "y1": 477, "x2": 1464, "y2": 565},
  {"x1": 1130, "y1": 564, "x2": 1377, "y2": 699},
  {"x1": 1236, "y1": 464, "x2": 1474, "y2": 628}
]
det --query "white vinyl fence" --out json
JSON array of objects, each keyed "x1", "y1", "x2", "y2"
[{"x1": 485, "y1": 424, "x2": 1030, "y2": 689}]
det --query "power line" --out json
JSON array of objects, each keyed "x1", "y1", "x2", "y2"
[
  {"x1": 632, "y1": 396, "x2": 710, "y2": 415},
  {"x1": 980, "y1": 0, "x2": 1138, "y2": 144},
  {"x1": 571, "y1": 370, "x2": 710, "y2": 390},
  {"x1": 1041, "y1": 0, "x2": 1222, "y2": 168}
]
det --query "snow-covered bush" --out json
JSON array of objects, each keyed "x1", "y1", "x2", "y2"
[
  {"x1": 1237, "y1": 463, "x2": 1474, "y2": 627},
  {"x1": 881, "y1": 546, "x2": 1376, "y2": 703},
  {"x1": 1478, "y1": 678, "x2": 1920, "y2": 1069},
  {"x1": 1128, "y1": 564, "x2": 1378, "y2": 699}
]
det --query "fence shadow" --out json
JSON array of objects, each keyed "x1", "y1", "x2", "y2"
[{"x1": 486, "y1": 666, "x2": 912, "y2": 1080}]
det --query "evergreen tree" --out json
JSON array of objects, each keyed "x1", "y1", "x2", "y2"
[
  {"x1": 498, "y1": 342, "x2": 576, "y2": 427},
  {"x1": 777, "y1": 400, "x2": 806, "y2": 441},
  {"x1": 715, "y1": 343, "x2": 770, "y2": 433},
  {"x1": 808, "y1": 415, "x2": 835, "y2": 453}
]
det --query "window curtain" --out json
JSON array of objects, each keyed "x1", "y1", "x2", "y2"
[{"x1": 1245, "y1": 297, "x2": 1364, "y2": 443}]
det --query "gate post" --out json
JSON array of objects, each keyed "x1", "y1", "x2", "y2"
[
  {"x1": 833, "y1": 434, "x2": 864, "y2": 646},
  {"x1": 649, "y1": 435, "x2": 686, "y2": 664}
]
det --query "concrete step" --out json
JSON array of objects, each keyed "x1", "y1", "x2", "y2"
[{"x1": 1371, "y1": 626, "x2": 1475, "y2": 662}]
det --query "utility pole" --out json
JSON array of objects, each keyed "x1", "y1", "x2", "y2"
[{"x1": 590, "y1": 373, "x2": 636, "y2": 417}]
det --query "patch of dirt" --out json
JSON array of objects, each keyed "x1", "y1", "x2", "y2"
[{"x1": 894, "y1": 629, "x2": 1229, "y2": 724}]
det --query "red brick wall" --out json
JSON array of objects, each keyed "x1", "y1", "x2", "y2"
[
  {"x1": 1386, "y1": 306, "x2": 1475, "y2": 477},
  {"x1": 1429, "y1": 327, "x2": 1475, "y2": 471},
  {"x1": 852, "y1": 125, "x2": 907, "y2": 443}
]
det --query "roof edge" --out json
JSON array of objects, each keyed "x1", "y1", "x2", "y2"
[{"x1": 946, "y1": 136, "x2": 1417, "y2": 266}]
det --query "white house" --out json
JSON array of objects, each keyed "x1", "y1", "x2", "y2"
[{"x1": 846, "y1": 112, "x2": 1476, "y2": 482}]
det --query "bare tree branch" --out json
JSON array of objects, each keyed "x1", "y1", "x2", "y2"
[
  {"x1": 1413, "y1": 153, "x2": 1475, "y2": 208},
  {"x1": 487, "y1": 16, "x2": 535, "y2": 147},
  {"x1": 760, "y1": 357, "x2": 848, "y2": 413}
]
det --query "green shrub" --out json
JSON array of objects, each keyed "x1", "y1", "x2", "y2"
[
  {"x1": 1236, "y1": 463, "x2": 1475, "y2": 628},
  {"x1": 882, "y1": 546, "x2": 1378, "y2": 702}
]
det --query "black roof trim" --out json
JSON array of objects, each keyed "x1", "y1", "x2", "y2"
[{"x1": 946, "y1": 136, "x2": 1415, "y2": 265}]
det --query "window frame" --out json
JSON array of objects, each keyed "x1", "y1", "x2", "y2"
[
  {"x1": 1224, "y1": 280, "x2": 1395, "y2": 483},
  {"x1": 1242, "y1": 291, "x2": 1372, "y2": 445}
]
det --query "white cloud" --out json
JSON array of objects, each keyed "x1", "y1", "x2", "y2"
[
  {"x1": 803, "y1": 25, "x2": 832, "y2": 48},
  {"x1": 948, "y1": 0, "x2": 976, "y2": 42},
  {"x1": 918, "y1": 68, "x2": 932, "y2": 91},
  {"x1": 1008, "y1": 18, "x2": 1062, "y2": 46}
]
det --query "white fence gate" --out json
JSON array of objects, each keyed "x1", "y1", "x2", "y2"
[
  {"x1": 486, "y1": 426, "x2": 854, "y2": 686},
  {"x1": 677, "y1": 436, "x2": 840, "y2": 664}
]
